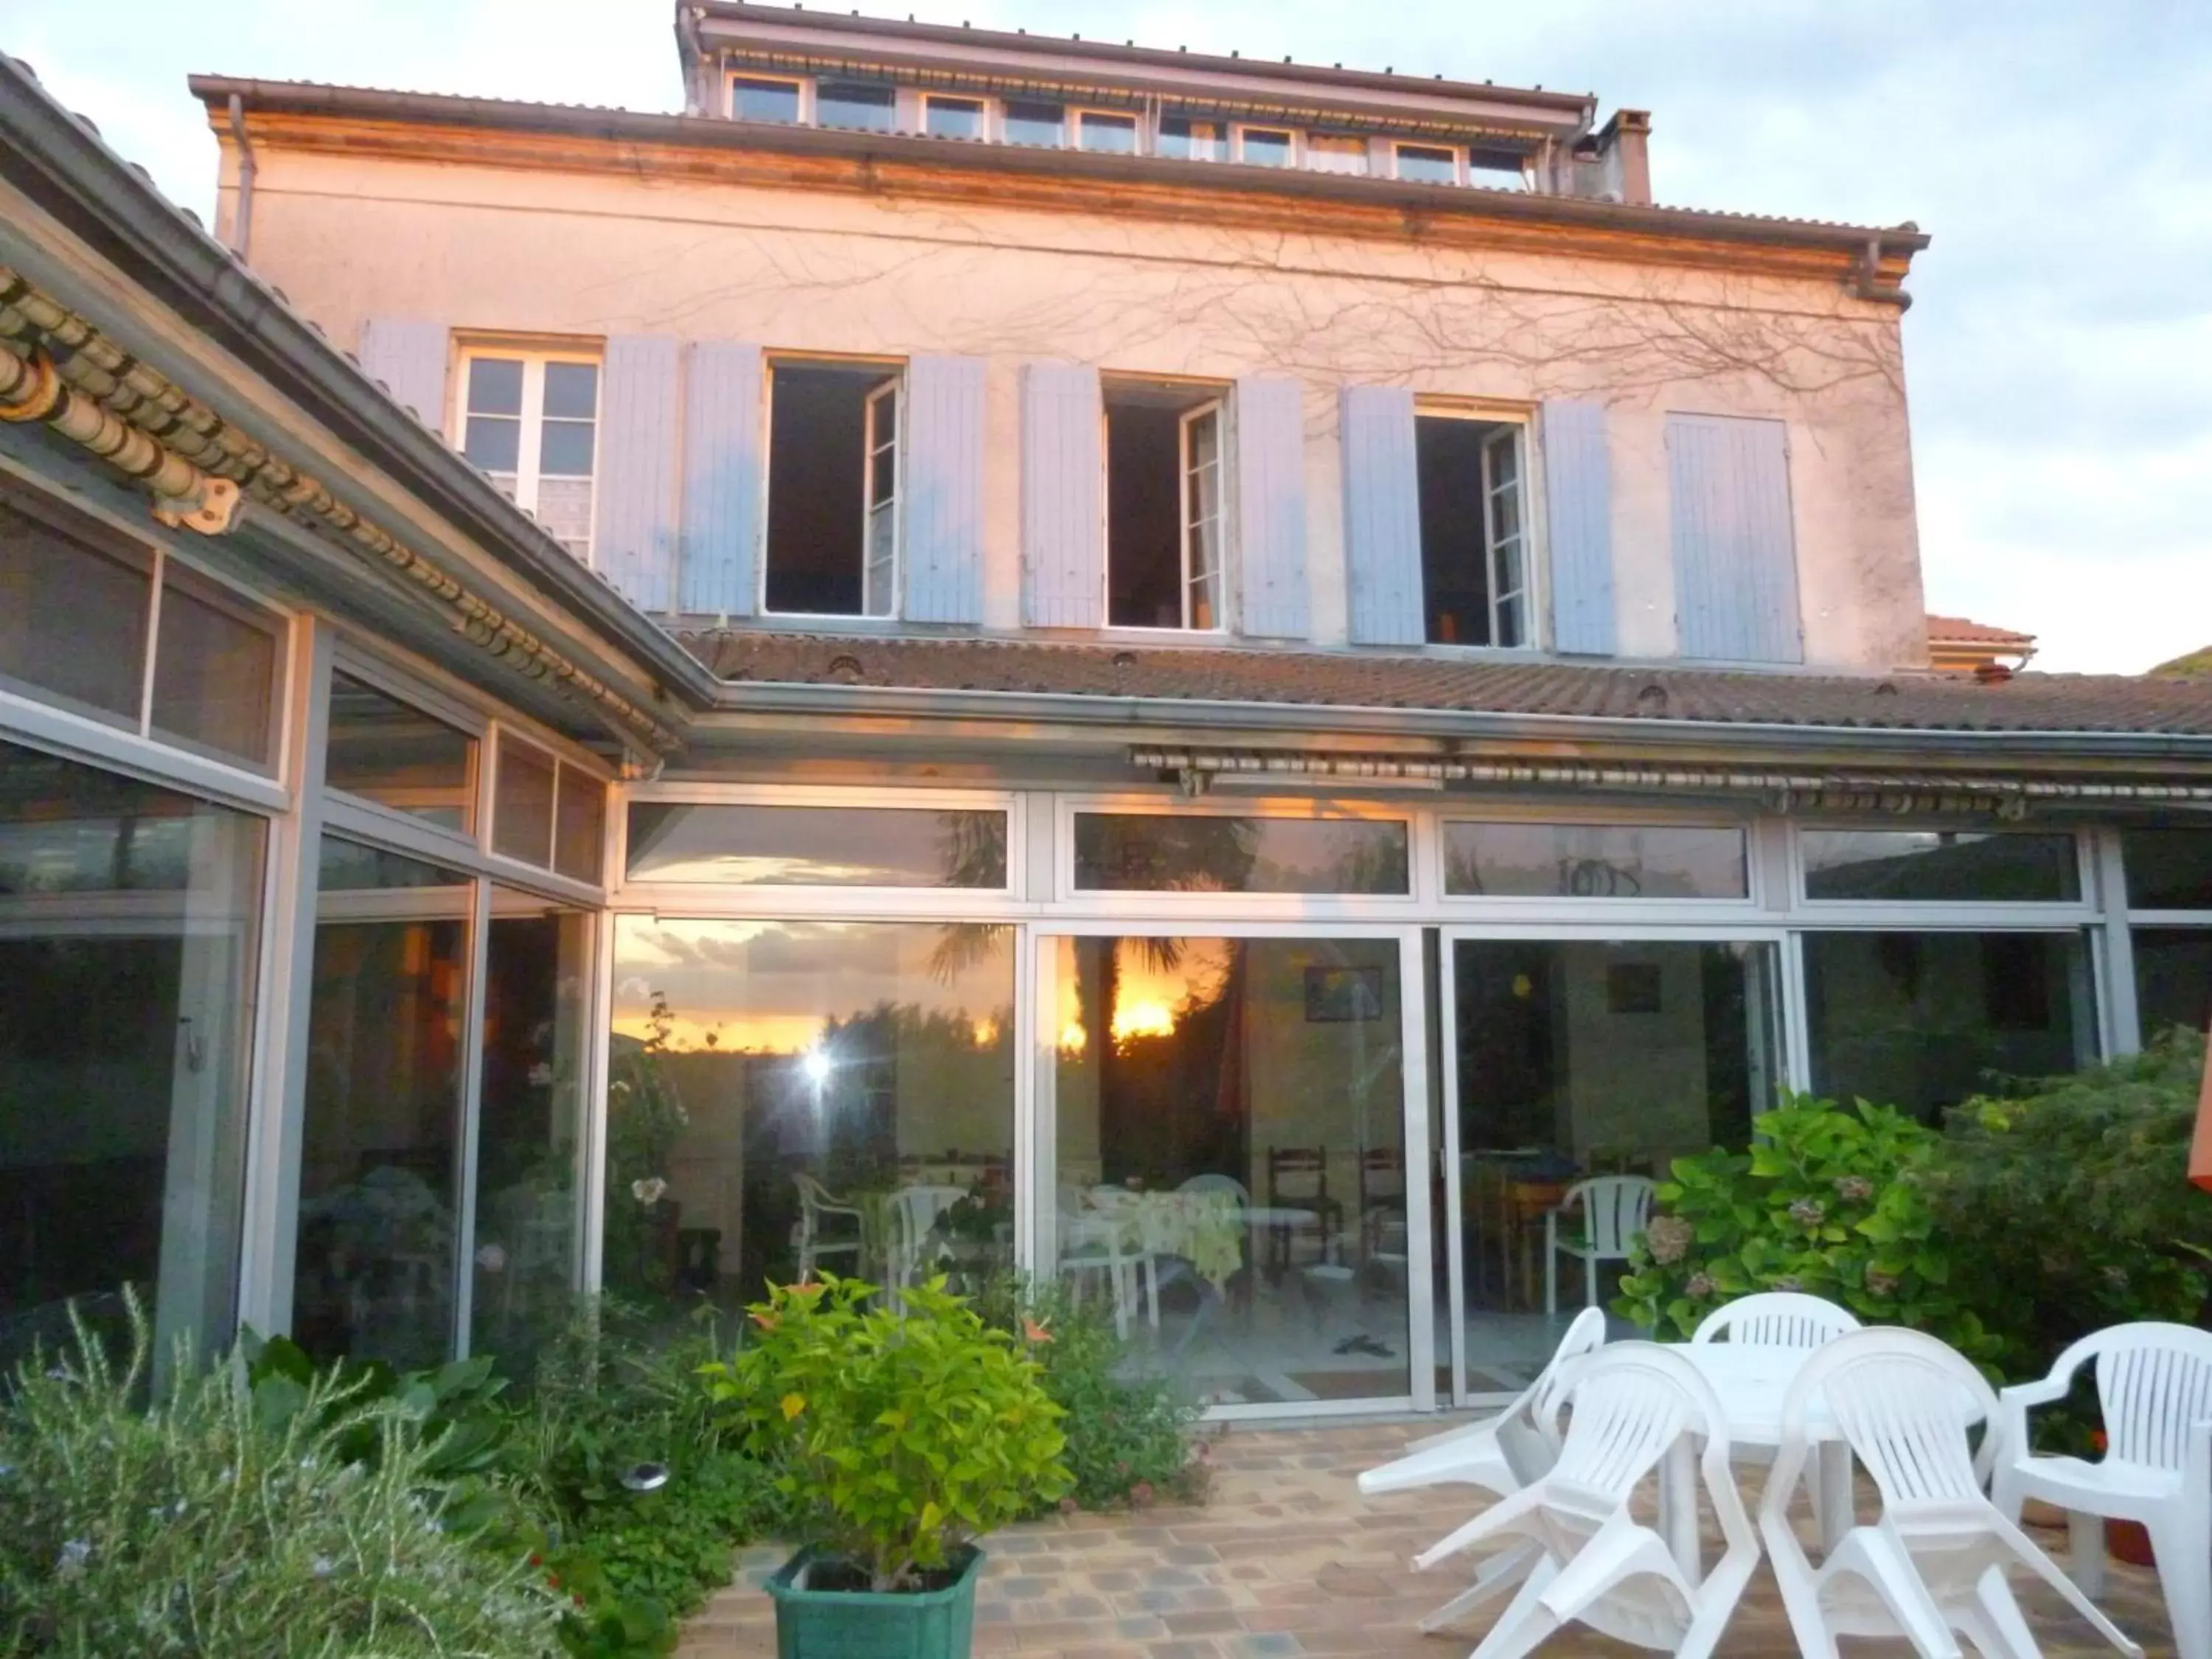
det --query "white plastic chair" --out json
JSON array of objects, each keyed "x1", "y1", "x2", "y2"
[
  {"x1": 1412, "y1": 1343, "x2": 1759, "y2": 1659},
  {"x1": 1545, "y1": 1175, "x2": 1655, "y2": 1315},
  {"x1": 1992, "y1": 1321, "x2": 2212, "y2": 1659},
  {"x1": 1761, "y1": 1326, "x2": 2143, "y2": 1659},
  {"x1": 1359, "y1": 1307, "x2": 1607, "y2": 1634},
  {"x1": 792, "y1": 1173, "x2": 865, "y2": 1281},
  {"x1": 884, "y1": 1184, "x2": 965, "y2": 1295},
  {"x1": 1693, "y1": 1290, "x2": 1863, "y2": 1350},
  {"x1": 1057, "y1": 1192, "x2": 1144, "y2": 1339}
]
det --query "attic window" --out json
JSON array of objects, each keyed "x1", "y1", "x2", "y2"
[
  {"x1": 818, "y1": 80, "x2": 893, "y2": 131},
  {"x1": 763, "y1": 361, "x2": 902, "y2": 618},
  {"x1": 1158, "y1": 116, "x2": 1222, "y2": 161},
  {"x1": 730, "y1": 75, "x2": 801, "y2": 123},
  {"x1": 1104, "y1": 379, "x2": 1223, "y2": 631},
  {"x1": 1004, "y1": 100, "x2": 1065, "y2": 146},
  {"x1": 1396, "y1": 143, "x2": 1458, "y2": 184},
  {"x1": 1306, "y1": 133, "x2": 1368, "y2": 175},
  {"x1": 925, "y1": 96, "x2": 985, "y2": 139},
  {"x1": 1077, "y1": 111, "x2": 1138, "y2": 154},
  {"x1": 1468, "y1": 147, "x2": 1531, "y2": 189}
]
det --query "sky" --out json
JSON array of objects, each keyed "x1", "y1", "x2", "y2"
[{"x1": 11, "y1": 0, "x2": 2210, "y2": 674}]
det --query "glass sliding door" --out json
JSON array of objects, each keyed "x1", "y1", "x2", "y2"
[
  {"x1": 1442, "y1": 933, "x2": 1782, "y2": 1399},
  {"x1": 1041, "y1": 931, "x2": 1425, "y2": 1412}
]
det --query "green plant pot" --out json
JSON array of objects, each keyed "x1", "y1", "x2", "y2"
[{"x1": 766, "y1": 1545, "x2": 984, "y2": 1659}]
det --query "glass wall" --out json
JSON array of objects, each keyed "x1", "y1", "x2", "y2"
[
  {"x1": 468, "y1": 891, "x2": 591, "y2": 1371},
  {"x1": 605, "y1": 919, "x2": 1017, "y2": 1322},
  {"x1": 292, "y1": 838, "x2": 473, "y2": 1368},
  {"x1": 0, "y1": 738, "x2": 265, "y2": 1370},
  {"x1": 1049, "y1": 935, "x2": 1410, "y2": 1408},
  {"x1": 1450, "y1": 938, "x2": 1779, "y2": 1385},
  {"x1": 1803, "y1": 931, "x2": 2096, "y2": 1119}
]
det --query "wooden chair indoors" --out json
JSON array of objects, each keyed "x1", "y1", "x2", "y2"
[{"x1": 1264, "y1": 1145, "x2": 1342, "y2": 1275}]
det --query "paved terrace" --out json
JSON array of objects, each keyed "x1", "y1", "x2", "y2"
[{"x1": 677, "y1": 1421, "x2": 2179, "y2": 1658}]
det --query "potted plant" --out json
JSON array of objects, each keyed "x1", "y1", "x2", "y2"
[{"x1": 704, "y1": 1273, "x2": 1070, "y2": 1659}]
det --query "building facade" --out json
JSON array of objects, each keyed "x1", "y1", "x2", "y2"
[{"x1": 2, "y1": 8, "x2": 2209, "y2": 1418}]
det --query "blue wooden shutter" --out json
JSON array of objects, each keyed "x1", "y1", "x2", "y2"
[
  {"x1": 357, "y1": 318, "x2": 449, "y2": 432},
  {"x1": 1666, "y1": 413, "x2": 1803, "y2": 663},
  {"x1": 902, "y1": 355, "x2": 987, "y2": 625},
  {"x1": 678, "y1": 340, "x2": 763, "y2": 618},
  {"x1": 1233, "y1": 376, "x2": 1308, "y2": 639},
  {"x1": 594, "y1": 335, "x2": 683, "y2": 613},
  {"x1": 1339, "y1": 385, "x2": 1425, "y2": 645},
  {"x1": 1541, "y1": 400, "x2": 1617, "y2": 655},
  {"x1": 1020, "y1": 363, "x2": 1103, "y2": 629}
]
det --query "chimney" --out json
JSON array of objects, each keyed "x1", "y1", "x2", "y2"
[{"x1": 1595, "y1": 110, "x2": 1652, "y2": 206}]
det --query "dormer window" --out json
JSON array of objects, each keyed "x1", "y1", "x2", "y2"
[
  {"x1": 1307, "y1": 133, "x2": 1368, "y2": 175},
  {"x1": 1158, "y1": 116, "x2": 1222, "y2": 161},
  {"x1": 1395, "y1": 143, "x2": 1458, "y2": 184},
  {"x1": 1469, "y1": 147, "x2": 1532, "y2": 190},
  {"x1": 1004, "y1": 100, "x2": 1065, "y2": 147},
  {"x1": 1237, "y1": 126, "x2": 1295, "y2": 167},
  {"x1": 924, "y1": 96, "x2": 985, "y2": 139},
  {"x1": 730, "y1": 74, "x2": 802, "y2": 123},
  {"x1": 818, "y1": 80, "x2": 893, "y2": 131},
  {"x1": 1076, "y1": 111, "x2": 1138, "y2": 154}
]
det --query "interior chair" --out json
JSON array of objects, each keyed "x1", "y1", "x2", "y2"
[
  {"x1": 1057, "y1": 1189, "x2": 1144, "y2": 1340},
  {"x1": 1265, "y1": 1144, "x2": 1343, "y2": 1275},
  {"x1": 1992, "y1": 1321, "x2": 2212, "y2": 1659},
  {"x1": 884, "y1": 1183, "x2": 966, "y2": 1298},
  {"x1": 1545, "y1": 1175, "x2": 1655, "y2": 1315},
  {"x1": 792, "y1": 1172, "x2": 864, "y2": 1281},
  {"x1": 1411, "y1": 1342, "x2": 1760, "y2": 1659},
  {"x1": 1761, "y1": 1326, "x2": 2142, "y2": 1659}
]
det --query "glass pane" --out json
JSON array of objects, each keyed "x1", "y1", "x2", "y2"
[
  {"x1": 326, "y1": 672, "x2": 477, "y2": 832},
  {"x1": 293, "y1": 837, "x2": 472, "y2": 1367},
  {"x1": 466, "y1": 357, "x2": 523, "y2": 416},
  {"x1": 1074, "y1": 814, "x2": 1410, "y2": 895},
  {"x1": 605, "y1": 919, "x2": 1016, "y2": 1313},
  {"x1": 925, "y1": 99, "x2": 984, "y2": 139},
  {"x1": 1003, "y1": 100, "x2": 1064, "y2": 146},
  {"x1": 470, "y1": 894, "x2": 589, "y2": 1371},
  {"x1": 1444, "y1": 822, "x2": 1747, "y2": 899},
  {"x1": 1805, "y1": 930, "x2": 2096, "y2": 1120},
  {"x1": 1306, "y1": 133, "x2": 1368, "y2": 174},
  {"x1": 554, "y1": 766, "x2": 605, "y2": 884},
  {"x1": 0, "y1": 738, "x2": 264, "y2": 1374},
  {"x1": 1053, "y1": 936, "x2": 1409, "y2": 1406},
  {"x1": 818, "y1": 81, "x2": 894, "y2": 131},
  {"x1": 627, "y1": 803, "x2": 1007, "y2": 887},
  {"x1": 0, "y1": 493, "x2": 151, "y2": 726},
  {"x1": 1801, "y1": 830, "x2": 2081, "y2": 902},
  {"x1": 1079, "y1": 112, "x2": 1138, "y2": 154},
  {"x1": 2133, "y1": 928, "x2": 2212, "y2": 1043},
  {"x1": 1240, "y1": 128, "x2": 1292, "y2": 167},
  {"x1": 464, "y1": 414, "x2": 521, "y2": 474},
  {"x1": 1158, "y1": 116, "x2": 1220, "y2": 161},
  {"x1": 1397, "y1": 145, "x2": 1456, "y2": 184},
  {"x1": 1452, "y1": 939, "x2": 1778, "y2": 1377},
  {"x1": 2121, "y1": 829, "x2": 2212, "y2": 910},
  {"x1": 150, "y1": 562, "x2": 282, "y2": 770},
  {"x1": 493, "y1": 735, "x2": 556, "y2": 866},
  {"x1": 542, "y1": 361, "x2": 598, "y2": 420},
  {"x1": 731, "y1": 76, "x2": 800, "y2": 123},
  {"x1": 540, "y1": 420, "x2": 594, "y2": 477},
  {"x1": 534, "y1": 478, "x2": 595, "y2": 560}
]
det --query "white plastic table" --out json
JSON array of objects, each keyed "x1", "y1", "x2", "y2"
[{"x1": 1656, "y1": 1340, "x2": 1986, "y2": 1573}]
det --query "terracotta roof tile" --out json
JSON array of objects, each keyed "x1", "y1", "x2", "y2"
[
  {"x1": 677, "y1": 631, "x2": 2212, "y2": 737},
  {"x1": 1926, "y1": 613, "x2": 2036, "y2": 647}
]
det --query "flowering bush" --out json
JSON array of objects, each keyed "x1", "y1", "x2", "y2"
[
  {"x1": 602, "y1": 993, "x2": 692, "y2": 1299},
  {"x1": 1615, "y1": 1094, "x2": 1998, "y2": 1365},
  {"x1": 703, "y1": 1275, "x2": 1070, "y2": 1591},
  {"x1": 0, "y1": 1298, "x2": 561, "y2": 1657}
]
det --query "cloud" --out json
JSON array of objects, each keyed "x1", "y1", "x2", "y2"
[{"x1": 15, "y1": 0, "x2": 2205, "y2": 672}]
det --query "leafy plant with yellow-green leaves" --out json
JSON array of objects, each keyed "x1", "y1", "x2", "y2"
[{"x1": 702, "y1": 1276, "x2": 1070, "y2": 1593}]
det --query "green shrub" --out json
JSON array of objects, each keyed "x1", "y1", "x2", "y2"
[
  {"x1": 1935, "y1": 1026, "x2": 2211, "y2": 1377},
  {"x1": 970, "y1": 1276, "x2": 1204, "y2": 1512},
  {"x1": 0, "y1": 1299, "x2": 561, "y2": 1658},
  {"x1": 704, "y1": 1275, "x2": 1070, "y2": 1591},
  {"x1": 1615, "y1": 1093, "x2": 1997, "y2": 1364}
]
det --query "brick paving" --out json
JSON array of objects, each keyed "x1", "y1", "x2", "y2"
[{"x1": 676, "y1": 1420, "x2": 2181, "y2": 1658}]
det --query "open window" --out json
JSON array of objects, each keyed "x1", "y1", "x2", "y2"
[
  {"x1": 1306, "y1": 133, "x2": 1369, "y2": 175},
  {"x1": 1416, "y1": 412, "x2": 1530, "y2": 647},
  {"x1": 762, "y1": 360, "x2": 902, "y2": 618},
  {"x1": 1103, "y1": 379, "x2": 1223, "y2": 631}
]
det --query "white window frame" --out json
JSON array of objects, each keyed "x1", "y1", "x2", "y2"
[
  {"x1": 758, "y1": 355, "x2": 908, "y2": 622},
  {"x1": 727, "y1": 72, "x2": 810, "y2": 124},
  {"x1": 453, "y1": 346, "x2": 602, "y2": 563},
  {"x1": 1481, "y1": 424, "x2": 1531, "y2": 650},
  {"x1": 812, "y1": 77, "x2": 895, "y2": 131},
  {"x1": 1072, "y1": 108, "x2": 1141, "y2": 155},
  {"x1": 1436, "y1": 808, "x2": 1764, "y2": 916},
  {"x1": 999, "y1": 97, "x2": 1068, "y2": 147},
  {"x1": 1394, "y1": 141, "x2": 1463, "y2": 185},
  {"x1": 1234, "y1": 124, "x2": 1298, "y2": 167},
  {"x1": 1304, "y1": 131, "x2": 1371, "y2": 176},
  {"x1": 1412, "y1": 404, "x2": 1542, "y2": 653},
  {"x1": 863, "y1": 378, "x2": 902, "y2": 619},
  {"x1": 1789, "y1": 824, "x2": 2098, "y2": 922},
  {"x1": 1157, "y1": 114, "x2": 1225, "y2": 162},
  {"x1": 1099, "y1": 386, "x2": 1229, "y2": 635},
  {"x1": 921, "y1": 93, "x2": 990, "y2": 141},
  {"x1": 1180, "y1": 402, "x2": 1225, "y2": 632}
]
